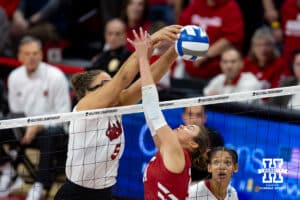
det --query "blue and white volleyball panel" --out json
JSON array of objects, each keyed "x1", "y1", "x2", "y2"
[{"x1": 175, "y1": 25, "x2": 210, "y2": 61}]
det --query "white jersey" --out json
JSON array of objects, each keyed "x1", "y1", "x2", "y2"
[
  {"x1": 66, "y1": 107, "x2": 125, "y2": 189},
  {"x1": 189, "y1": 181, "x2": 238, "y2": 200},
  {"x1": 203, "y1": 72, "x2": 261, "y2": 96}
]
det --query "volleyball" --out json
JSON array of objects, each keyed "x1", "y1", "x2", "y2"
[{"x1": 175, "y1": 25, "x2": 210, "y2": 61}]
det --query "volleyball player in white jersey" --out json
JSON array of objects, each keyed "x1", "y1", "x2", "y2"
[
  {"x1": 54, "y1": 25, "x2": 182, "y2": 200},
  {"x1": 189, "y1": 147, "x2": 239, "y2": 200}
]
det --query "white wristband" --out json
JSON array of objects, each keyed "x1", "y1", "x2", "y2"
[{"x1": 142, "y1": 85, "x2": 167, "y2": 136}]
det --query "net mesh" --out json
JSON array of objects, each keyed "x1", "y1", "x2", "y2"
[{"x1": 0, "y1": 86, "x2": 300, "y2": 199}]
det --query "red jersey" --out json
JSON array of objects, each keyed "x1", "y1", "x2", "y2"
[
  {"x1": 143, "y1": 150, "x2": 191, "y2": 200},
  {"x1": 281, "y1": 0, "x2": 300, "y2": 64},
  {"x1": 179, "y1": 0, "x2": 244, "y2": 78},
  {"x1": 243, "y1": 56, "x2": 289, "y2": 89}
]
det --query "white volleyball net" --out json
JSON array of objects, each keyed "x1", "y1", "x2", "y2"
[{"x1": 0, "y1": 85, "x2": 300, "y2": 199}]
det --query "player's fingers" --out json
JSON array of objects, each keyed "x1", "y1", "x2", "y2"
[
  {"x1": 139, "y1": 27, "x2": 144, "y2": 38},
  {"x1": 127, "y1": 38, "x2": 134, "y2": 45},
  {"x1": 168, "y1": 25, "x2": 183, "y2": 32},
  {"x1": 132, "y1": 29, "x2": 140, "y2": 40},
  {"x1": 163, "y1": 32, "x2": 178, "y2": 41}
]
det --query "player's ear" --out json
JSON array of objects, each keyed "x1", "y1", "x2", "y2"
[
  {"x1": 233, "y1": 164, "x2": 238, "y2": 173},
  {"x1": 208, "y1": 164, "x2": 212, "y2": 173}
]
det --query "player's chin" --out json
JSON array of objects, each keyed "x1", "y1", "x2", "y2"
[{"x1": 112, "y1": 100, "x2": 120, "y2": 107}]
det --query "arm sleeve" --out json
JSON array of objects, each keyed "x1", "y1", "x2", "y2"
[{"x1": 142, "y1": 85, "x2": 167, "y2": 136}]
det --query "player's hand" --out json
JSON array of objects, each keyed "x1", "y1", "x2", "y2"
[
  {"x1": 150, "y1": 25, "x2": 182, "y2": 45},
  {"x1": 193, "y1": 56, "x2": 208, "y2": 67},
  {"x1": 29, "y1": 12, "x2": 42, "y2": 25},
  {"x1": 128, "y1": 27, "x2": 153, "y2": 60},
  {"x1": 21, "y1": 125, "x2": 43, "y2": 145}
]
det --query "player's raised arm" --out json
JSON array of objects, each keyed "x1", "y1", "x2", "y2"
[
  {"x1": 128, "y1": 28, "x2": 185, "y2": 173},
  {"x1": 119, "y1": 25, "x2": 182, "y2": 106},
  {"x1": 76, "y1": 25, "x2": 182, "y2": 111}
]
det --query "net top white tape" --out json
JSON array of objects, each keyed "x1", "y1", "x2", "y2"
[{"x1": 1, "y1": 85, "x2": 299, "y2": 129}]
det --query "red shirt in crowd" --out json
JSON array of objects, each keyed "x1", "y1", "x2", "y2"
[
  {"x1": 281, "y1": 0, "x2": 300, "y2": 64},
  {"x1": 179, "y1": 0, "x2": 244, "y2": 79},
  {"x1": 0, "y1": 0, "x2": 19, "y2": 19},
  {"x1": 126, "y1": 21, "x2": 151, "y2": 52},
  {"x1": 243, "y1": 56, "x2": 289, "y2": 89},
  {"x1": 143, "y1": 150, "x2": 191, "y2": 200}
]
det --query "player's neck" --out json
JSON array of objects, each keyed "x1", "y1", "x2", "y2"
[{"x1": 209, "y1": 179, "x2": 227, "y2": 200}]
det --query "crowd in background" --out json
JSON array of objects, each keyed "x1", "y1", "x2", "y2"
[{"x1": 0, "y1": 0, "x2": 299, "y2": 100}]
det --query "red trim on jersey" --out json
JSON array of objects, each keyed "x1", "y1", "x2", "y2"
[
  {"x1": 224, "y1": 72, "x2": 242, "y2": 85},
  {"x1": 205, "y1": 179, "x2": 211, "y2": 191}
]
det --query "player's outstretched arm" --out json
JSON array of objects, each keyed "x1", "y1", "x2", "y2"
[
  {"x1": 76, "y1": 25, "x2": 181, "y2": 111},
  {"x1": 119, "y1": 25, "x2": 182, "y2": 106},
  {"x1": 129, "y1": 28, "x2": 185, "y2": 173}
]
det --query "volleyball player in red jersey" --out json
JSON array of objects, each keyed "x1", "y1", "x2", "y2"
[{"x1": 129, "y1": 28, "x2": 209, "y2": 200}]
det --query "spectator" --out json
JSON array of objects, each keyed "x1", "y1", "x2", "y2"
[
  {"x1": 121, "y1": 0, "x2": 153, "y2": 52},
  {"x1": 147, "y1": 0, "x2": 182, "y2": 24},
  {"x1": 87, "y1": 18, "x2": 131, "y2": 77},
  {"x1": 243, "y1": 26, "x2": 290, "y2": 89},
  {"x1": 203, "y1": 47, "x2": 261, "y2": 96},
  {"x1": 189, "y1": 147, "x2": 239, "y2": 200},
  {"x1": 182, "y1": 105, "x2": 224, "y2": 181},
  {"x1": 27, "y1": 0, "x2": 123, "y2": 58},
  {"x1": 281, "y1": 0, "x2": 300, "y2": 65},
  {"x1": 11, "y1": 0, "x2": 63, "y2": 44},
  {"x1": 179, "y1": 0, "x2": 244, "y2": 79},
  {"x1": 0, "y1": 36, "x2": 71, "y2": 199},
  {"x1": 269, "y1": 49, "x2": 300, "y2": 110}
]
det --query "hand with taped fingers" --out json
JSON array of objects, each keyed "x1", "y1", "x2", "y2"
[
  {"x1": 150, "y1": 25, "x2": 182, "y2": 46},
  {"x1": 128, "y1": 27, "x2": 153, "y2": 61}
]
